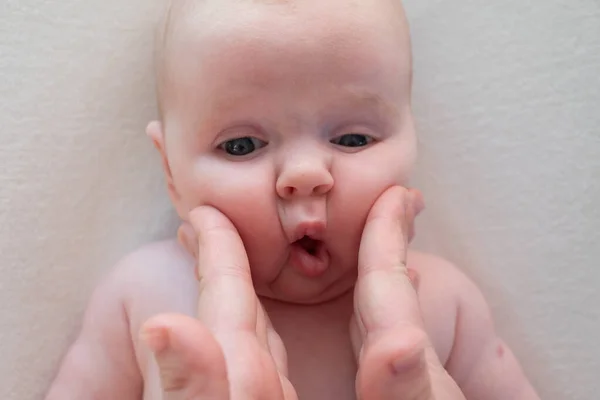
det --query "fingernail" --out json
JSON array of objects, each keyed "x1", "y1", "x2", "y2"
[
  {"x1": 194, "y1": 263, "x2": 202, "y2": 281},
  {"x1": 391, "y1": 348, "x2": 425, "y2": 375},
  {"x1": 190, "y1": 234, "x2": 200, "y2": 259},
  {"x1": 411, "y1": 192, "x2": 425, "y2": 215},
  {"x1": 177, "y1": 228, "x2": 187, "y2": 252},
  {"x1": 416, "y1": 200, "x2": 425, "y2": 215},
  {"x1": 142, "y1": 327, "x2": 190, "y2": 393},
  {"x1": 141, "y1": 324, "x2": 169, "y2": 354}
]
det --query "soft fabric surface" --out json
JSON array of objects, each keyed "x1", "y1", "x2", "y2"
[{"x1": 1, "y1": 1, "x2": 598, "y2": 399}]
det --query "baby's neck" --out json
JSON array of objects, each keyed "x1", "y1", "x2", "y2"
[
  {"x1": 261, "y1": 290, "x2": 358, "y2": 400},
  {"x1": 261, "y1": 289, "x2": 354, "y2": 327}
]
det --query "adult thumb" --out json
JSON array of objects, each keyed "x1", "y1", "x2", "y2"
[
  {"x1": 357, "y1": 325, "x2": 441, "y2": 400},
  {"x1": 141, "y1": 314, "x2": 230, "y2": 400}
]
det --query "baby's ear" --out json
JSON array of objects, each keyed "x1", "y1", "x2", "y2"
[
  {"x1": 146, "y1": 120, "x2": 182, "y2": 209},
  {"x1": 146, "y1": 120, "x2": 165, "y2": 153}
]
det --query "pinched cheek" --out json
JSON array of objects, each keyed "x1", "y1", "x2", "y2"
[
  {"x1": 211, "y1": 170, "x2": 273, "y2": 197},
  {"x1": 334, "y1": 156, "x2": 401, "y2": 190},
  {"x1": 380, "y1": 151, "x2": 415, "y2": 185},
  {"x1": 197, "y1": 170, "x2": 275, "y2": 211}
]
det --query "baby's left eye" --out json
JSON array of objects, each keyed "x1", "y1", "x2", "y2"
[{"x1": 330, "y1": 133, "x2": 374, "y2": 148}]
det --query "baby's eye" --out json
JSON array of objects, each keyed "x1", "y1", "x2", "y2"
[
  {"x1": 330, "y1": 133, "x2": 374, "y2": 148},
  {"x1": 218, "y1": 137, "x2": 267, "y2": 157}
]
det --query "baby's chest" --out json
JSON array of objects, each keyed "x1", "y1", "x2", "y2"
[
  {"x1": 134, "y1": 291, "x2": 360, "y2": 400},
  {"x1": 267, "y1": 299, "x2": 359, "y2": 399},
  {"x1": 286, "y1": 337, "x2": 358, "y2": 399},
  {"x1": 130, "y1": 271, "x2": 455, "y2": 400}
]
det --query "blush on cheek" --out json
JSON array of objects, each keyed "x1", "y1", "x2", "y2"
[{"x1": 185, "y1": 159, "x2": 271, "y2": 207}]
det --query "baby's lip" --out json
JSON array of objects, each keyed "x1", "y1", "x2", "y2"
[{"x1": 288, "y1": 220, "x2": 326, "y2": 243}]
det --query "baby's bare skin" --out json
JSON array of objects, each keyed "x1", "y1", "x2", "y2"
[
  {"x1": 46, "y1": 239, "x2": 534, "y2": 400},
  {"x1": 46, "y1": 1, "x2": 540, "y2": 398}
]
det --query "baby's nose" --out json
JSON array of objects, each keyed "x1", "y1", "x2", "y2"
[{"x1": 276, "y1": 159, "x2": 334, "y2": 199}]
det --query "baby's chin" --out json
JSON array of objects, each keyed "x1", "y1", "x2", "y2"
[{"x1": 254, "y1": 266, "x2": 357, "y2": 305}]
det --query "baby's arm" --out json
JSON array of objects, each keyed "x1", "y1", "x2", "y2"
[
  {"x1": 45, "y1": 261, "x2": 142, "y2": 399},
  {"x1": 444, "y1": 267, "x2": 540, "y2": 399}
]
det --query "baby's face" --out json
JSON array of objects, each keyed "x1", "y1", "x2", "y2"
[{"x1": 151, "y1": 0, "x2": 416, "y2": 304}]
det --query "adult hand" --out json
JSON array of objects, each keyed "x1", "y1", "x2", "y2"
[
  {"x1": 141, "y1": 207, "x2": 297, "y2": 400},
  {"x1": 351, "y1": 186, "x2": 466, "y2": 400}
]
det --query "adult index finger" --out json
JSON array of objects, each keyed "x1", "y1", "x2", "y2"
[
  {"x1": 355, "y1": 186, "x2": 424, "y2": 334},
  {"x1": 189, "y1": 206, "x2": 259, "y2": 333}
]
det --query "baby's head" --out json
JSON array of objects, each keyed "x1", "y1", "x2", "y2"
[{"x1": 148, "y1": 0, "x2": 416, "y2": 304}]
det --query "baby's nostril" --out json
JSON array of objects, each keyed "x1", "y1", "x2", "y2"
[
  {"x1": 313, "y1": 184, "x2": 329, "y2": 195},
  {"x1": 284, "y1": 186, "x2": 296, "y2": 197},
  {"x1": 279, "y1": 180, "x2": 332, "y2": 198}
]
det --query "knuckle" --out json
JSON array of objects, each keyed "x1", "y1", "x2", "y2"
[
  {"x1": 200, "y1": 260, "x2": 252, "y2": 284},
  {"x1": 358, "y1": 259, "x2": 407, "y2": 278}
]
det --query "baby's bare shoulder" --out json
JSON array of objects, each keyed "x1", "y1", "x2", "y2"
[
  {"x1": 112, "y1": 239, "x2": 196, "y2": 298},
  {"x1": 407, "y1": 250, "x2": 475, "y2": 298},
  {"x1": 107, "y1": 240, "x2": 198, "y2": 328},
  {"x1": 406, "y1": 250, "x2": 483, "y2": 365},
  {"x1": 407, "y1": 249, "x2": 487, "y2": 313},
  {"x1": 83, "y1": 239, "x2": 194, "y2": 309},
  {"x1": 407, "y1": 251, "x2": 535, "y2": 396}
]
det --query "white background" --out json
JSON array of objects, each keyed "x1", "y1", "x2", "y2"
[{"x1": 1, "y1": 1, "x2": 598, "y2": 399}]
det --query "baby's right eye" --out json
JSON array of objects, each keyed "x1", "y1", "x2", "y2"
[{"x1": 218, "y1": 137, "x2": 267, "y2": 157}]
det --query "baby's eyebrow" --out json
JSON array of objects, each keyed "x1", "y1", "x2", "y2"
[
  {"x1": 335, "y1": 89, "x2": 400, "y2": 119},
  {"x1": 204, "y1": 88, "x2": 400, "y2": 127},
  {"x1": 208, "y1": 93, "x2": 249, "y2": 115}
]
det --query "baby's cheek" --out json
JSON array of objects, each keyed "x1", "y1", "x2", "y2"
[
  {"x1": 330, "y1": 150, "x2": 409, "y2": 244},
  {"x1": 333, "y1": 152, "x2": 405, "y2": 203},
  {"x1": 197, "y1": 167, "x2": 282, "y2": 266},
  {"x1": 206, "y1": 179, "x2": 275, "y2": 221},
  {"x1": 185, "y1": 159, "x2": 268, "y2": 203},
  {"x1": 329, "y1": 166, "x2": 383, "y2": 234}
]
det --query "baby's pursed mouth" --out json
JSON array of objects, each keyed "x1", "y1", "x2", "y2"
[
  {"x1": 289, "y1": 234, "x2": 330, "y2": 278},
  {"x1": 295, "y1": 235, "x2": 321, "y2": 256}
]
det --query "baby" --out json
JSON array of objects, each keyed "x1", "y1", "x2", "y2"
[{"x1": 45, "y1": 0, "x2": 540, "y2": 399}]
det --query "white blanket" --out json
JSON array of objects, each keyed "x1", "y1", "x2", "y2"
[{"x1": 1, "y1": 1, "x2": 598, "y2": 399}]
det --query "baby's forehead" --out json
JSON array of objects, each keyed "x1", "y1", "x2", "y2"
[
  {"x1": 160, "y1": 0, "x2": 407, "y2": 44},
  {"x1": 155, "y1": 0, "x2": 411, "y2": 114}
]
